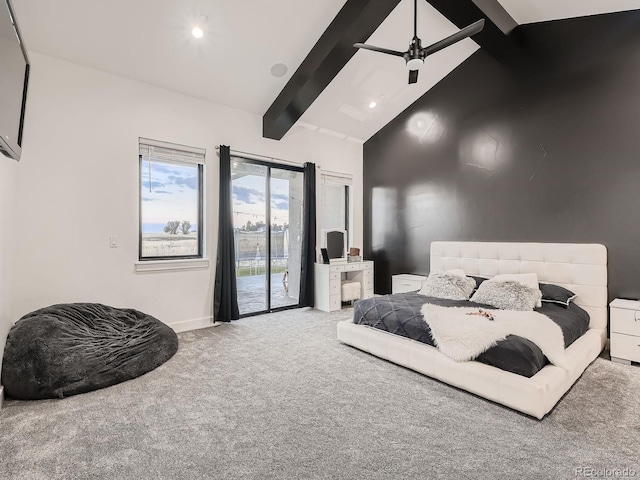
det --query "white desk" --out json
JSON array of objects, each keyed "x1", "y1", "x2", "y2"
[{"x1": 314, "y1": 261, "x2": 374, "y2": 312}]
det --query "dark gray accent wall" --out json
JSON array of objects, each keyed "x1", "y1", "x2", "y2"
[{"x1": 364, "y1": 11, "x2": 640, "y2": 300}]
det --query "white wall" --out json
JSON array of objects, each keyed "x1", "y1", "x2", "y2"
[
  {"x1": 0, "y1": 157, "x2": 18, "y2": 376},
  {"x1": 10, "y1": 53, "x2": 363, "y2": 330}
]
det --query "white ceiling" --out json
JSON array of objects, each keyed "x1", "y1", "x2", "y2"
[
  {"x1": 12, "y1": 0, "x2": 348, "y2": 114},
  {"x1": 498, "y1": 0, "x2": 640, "y2": 25},
  {"x1": 12, "y1": 0, "x2": 640, "y2": 143},
  {"x1": 300, "y1": 0, "x2": 478, "y2": 142}
]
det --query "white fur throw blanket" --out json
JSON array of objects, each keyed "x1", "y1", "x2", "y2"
[{"x1": 421, "y1": 304, "x2": 568, "y2": 369}]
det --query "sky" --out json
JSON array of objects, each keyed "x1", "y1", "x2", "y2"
[
  {"x1": 232, "y1": 174, "x2": 294, "y2": 229},
  {"x1": 141, "y1": 160, "x2": 198, "y2": 233},
  {"x1": 141, "y1": 159, "x2": 298, "y2": 233}
]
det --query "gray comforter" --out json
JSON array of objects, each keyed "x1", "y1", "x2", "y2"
[{"x1": 353, "y1": 293, "x2": 590, "y2": 377}]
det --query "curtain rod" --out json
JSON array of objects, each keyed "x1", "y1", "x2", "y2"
[
  {"x1": 214, "y1": 146, "x2": 353, "y2": 179},
  {"x1": 215, "y1": 146, "x2": 302, "y2": 167}
]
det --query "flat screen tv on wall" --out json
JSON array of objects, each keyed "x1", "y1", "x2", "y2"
[{"x1": 0, "y1": 0, "x2": 29, "y2": 161}]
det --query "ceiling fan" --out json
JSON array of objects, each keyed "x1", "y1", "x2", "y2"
[{"x1": 354, "y1": 0, "x2": 485, "y2": 84}]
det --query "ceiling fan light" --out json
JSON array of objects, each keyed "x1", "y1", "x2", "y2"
[{"x1": 407, "y1": 58, "x2": 423, "y2": 71}]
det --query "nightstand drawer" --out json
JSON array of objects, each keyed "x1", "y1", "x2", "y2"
[
  {"x1": 392, "y1": 274, "x2": 427, "y2": 294},
  {"x1": 610, "y1": 307, "x2": 640, "y2": 336},
  {"x1": 610, "y1": 333, "x2": 640, "y2": 363}
]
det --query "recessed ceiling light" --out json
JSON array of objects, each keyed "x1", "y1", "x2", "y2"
[
  {"x1": 270, "y1": 63, "x2": 288, "y2": 78},
  {"x1": 369, "y1": 101, "x2": 377, "y2": 109},
  {"x1": 192, "y1": 14, "x2": 207, "y2": 39}
]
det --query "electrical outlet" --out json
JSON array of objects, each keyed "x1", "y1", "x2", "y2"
[{"x1": 109, "y1": 235, "x2": 118, "y2": 248}]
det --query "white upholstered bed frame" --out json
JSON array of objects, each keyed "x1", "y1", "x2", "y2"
[{"x1": 336, "y1": 242, "x2": 607, "y2": 419}]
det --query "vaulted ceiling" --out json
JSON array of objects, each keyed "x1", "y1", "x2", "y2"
[{"x1": 13, "y1": 0, "x2": 640, "y2": 143}]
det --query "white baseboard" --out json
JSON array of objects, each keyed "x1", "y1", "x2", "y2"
[{"x1": 169, "y1": 316, "x2": 214, "y2": 333}]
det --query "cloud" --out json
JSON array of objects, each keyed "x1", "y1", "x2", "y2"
[
  {"x1": 154, "y1": 190, "x2": 173, "y2": 195},
  {"x1": 141, "y1": 180, "x2": 166, "y2": 190},
  {"x1": 271, "y1": 192, "x2": 289, "y2": 210},
  {"x1": 142, "y1": 197, "x2": 155, "y2": 202},
  {"x1": 233, "y1": 185, "x2": 265, "y2": 204},
  {"x1": 168, "y1": 175, "x2": 198, "y2": 190},
  {"x1": 152, "y1": 163, "x2": 183, "y2": 175}
]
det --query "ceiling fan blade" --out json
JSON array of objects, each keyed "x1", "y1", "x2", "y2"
[
  {"x1": 354, "y1": 43, "x2": 405, "y2": 57},
  {"x1": 423, "y1": 19, "x2": 485, "y2": 56},
  {"x1": 408, "y1": 69, "x2": 419, "y2": 84}
]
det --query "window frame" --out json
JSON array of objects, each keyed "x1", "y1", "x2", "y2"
[
  {"x1": 138, "y1": 142, "x2": 205, "y2": 261},
  {"x1": 231, "y1": 155, "x2": 305, "y2": 317}
]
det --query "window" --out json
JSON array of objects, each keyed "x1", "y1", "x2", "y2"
[
  {"x1": 139, "y1": 138, "x2": 205, "y2": 260},
  {"x1": 320, "y1": 171, "x2": 352, "y2": 250}
]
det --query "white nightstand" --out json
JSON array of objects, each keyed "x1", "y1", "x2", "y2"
[
  {"x1": 392, "y1": 274, "x2": 427, "y2": 294},
  {"x1": 609, "y1": 298, "x2": 640, "y2": 365}
]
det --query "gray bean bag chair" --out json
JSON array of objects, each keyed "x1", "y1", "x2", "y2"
[{"x1": 1, "y1": 303, "x2": 178, "y2": 400}]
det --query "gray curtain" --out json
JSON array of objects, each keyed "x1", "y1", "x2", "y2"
[
  {"x1": 214, "y1": 146, "x2": 240, "y2": 322},
  {"x1": 298, "y1": 163, "x2": 316, "y2": 307}
]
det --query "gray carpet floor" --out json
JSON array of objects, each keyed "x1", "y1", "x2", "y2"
[{"x1": 1, "y1": 307, "x2": 639, "y2": 479}]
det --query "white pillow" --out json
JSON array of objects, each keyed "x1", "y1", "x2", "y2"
[
  {"x1": 492, "y1": 273, "x2": 539, "y2": 290},
  {"x1": 419, "y1": 272, "x2": 476, "y2": 300},
  {"x1": 470, "y1": 279, "x2": 542, "y2": 311},
  {"x1": 445, "y1": 269, "x2": 466, "y2": 277}
]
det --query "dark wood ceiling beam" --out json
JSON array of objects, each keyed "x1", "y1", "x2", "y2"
[
  {"x1": 470, "y1": 0, "x2": 518, "y2": 34},
  {"x1": 263, "y1": 0, "x2": 402, "y2": 141},
  {"x1": 263, "y1": 0, "x2": 520, "y2": 141},
  {"x1": 427, "y1": 0, "x2": 521, "y2": 59}
]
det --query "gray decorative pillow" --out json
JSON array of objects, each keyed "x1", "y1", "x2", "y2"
[
  {"x1": 419, "y1": 272, "x2": 476, "y2": 300},
  {"x1": 470, "y1": 280, "x2": 542, "y2": 311}
]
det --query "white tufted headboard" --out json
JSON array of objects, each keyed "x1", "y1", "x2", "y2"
[{"x1": 430, "y1": 242, "x2": 608, "y2": 330}]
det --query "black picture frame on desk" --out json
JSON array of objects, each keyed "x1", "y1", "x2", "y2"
[{"x1": 321, "y1": 248, "x2": 330, "y2": 264}]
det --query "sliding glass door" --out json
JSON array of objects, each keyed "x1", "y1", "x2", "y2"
[{"x1": 231, "y1": 157, "x2": 304, "y2": 316}]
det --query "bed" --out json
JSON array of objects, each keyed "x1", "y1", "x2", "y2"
[{"x1": 336, "y1": 242, "x2": 607, "y2": 419}]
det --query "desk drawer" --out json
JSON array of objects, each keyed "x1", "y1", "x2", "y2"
[
  {"x1": 329, "y1": 280, "x2": 340, "y2": 295},
  {"x1": 330, "y1": 294, "x2": 341, "y2": 311}
]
